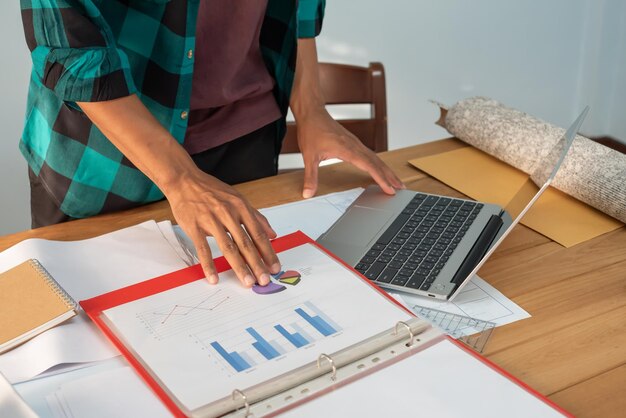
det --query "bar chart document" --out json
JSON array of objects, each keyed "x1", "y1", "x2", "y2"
[{"x1": 101, "y1": 243, "x2": 411, "y2": 414}]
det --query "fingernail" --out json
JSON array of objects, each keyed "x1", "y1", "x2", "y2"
[
  {"x1": 260, "y1": 273, "x2": 271, "y2": 285},
  {"x1": 400, "y1": 184, "x2": 407, "y2": 190},
  {"x1": 303, "y1": 189, "x2": 314, "y2": 199},
  {"x1": 244, "y1": 275, "x2": 256, "y2": 287},
  {"x1": 271, "y1": 263, "x2": 281, "y2": 274},
  {"x1": 208, "y1": 274, "x2": 218, "y2": 284}
]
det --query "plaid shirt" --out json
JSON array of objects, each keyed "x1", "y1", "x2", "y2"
[{"x1": 20, "y1": 0, "x2": 325, "y2": 218}]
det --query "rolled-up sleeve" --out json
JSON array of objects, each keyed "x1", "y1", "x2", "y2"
[
  {"x1": 21, "y1": 1, "x2": 136, "y2": 103},
  {"x1": 297, "y1": 0, "x2": 326, "y2": 38}
]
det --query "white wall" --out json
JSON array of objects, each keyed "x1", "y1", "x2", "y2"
[
  {"x1": 0, "y1": 1, "x2": 31, "y2": 235},
  {"x1": 1, "y1": 0, "x2": 625, "y2": 235},
  {"x1": 317, "y1": 0, "x2": 626, "y2": 144}
]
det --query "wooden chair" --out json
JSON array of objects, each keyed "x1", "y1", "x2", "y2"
[{"x1": 280, "y1": 62, "x2": 388, "y2": 154}]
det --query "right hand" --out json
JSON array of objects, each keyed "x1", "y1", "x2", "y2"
[{"x1": 165, "y1": 168, "x2": 281, "y2": 288}]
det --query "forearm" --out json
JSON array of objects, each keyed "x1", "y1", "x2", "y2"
[
  {"x1": 290, "y1": 38, "x2": 325, "y2": 120},
  {"x1": 77, "y1": 95, "x2": 196, "y2": 195}
]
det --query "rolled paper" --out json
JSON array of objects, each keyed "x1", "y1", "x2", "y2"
[{"x1": 440, "y1": 97, "x2": 626, "y2": 223}]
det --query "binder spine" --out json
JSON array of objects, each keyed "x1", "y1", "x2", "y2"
[{"x1": 29, "y1": 259, "x2": 78, "y2": 311}]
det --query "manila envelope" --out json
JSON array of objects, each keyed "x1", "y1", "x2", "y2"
[{"x1": 409, "y1": 146, "x2": 622, "y2": 247}]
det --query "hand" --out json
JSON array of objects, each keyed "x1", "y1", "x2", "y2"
[
  {"x1": 165, "y1": 169, "x2": 281, "y2": 287},
  {"x1": 295, "y1": 107, "x2": 405, "y2": 198}
]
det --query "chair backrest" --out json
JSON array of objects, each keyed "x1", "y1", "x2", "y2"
[{"x1": 280, "y1": 62, "x2": 388, "y2": 154}]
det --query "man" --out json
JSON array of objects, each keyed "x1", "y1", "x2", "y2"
[{"x1": 20, "y1": 0, "x2": 403, "y2": 288}]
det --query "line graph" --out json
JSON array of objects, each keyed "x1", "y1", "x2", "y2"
[
  {"x1": 153, "y1": 290, "x2": 230, "y2": 325},
  {"x1": 136, "y1": 288, "x2": 242, "y2": 339}
]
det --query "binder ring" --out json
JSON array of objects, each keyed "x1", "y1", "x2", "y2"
[
  {"x1": 317, "y1": 353, "x2": 337, "y2": 381},
  {"x1": 394, "y1": 321, "x2": 415, "y2": 347},
  {"x1": 232, "y1": 389, "x2": 251, "y2": 417}
]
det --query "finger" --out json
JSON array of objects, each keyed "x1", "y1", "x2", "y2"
[
  {"x1": 189, "y1": 229, "x2": 218, "y2": 284},
  {"x1": 228, "y1": 220, "x2": 273, "y2": 287},
  {"x1": 343, "y1": 150, "x2": 397, "y2": 195},
  {"x1": 382, "y1": 164, "x2": 405, "y2": 190},
  {"x1": 254, "y1": 211, "x2": 277, "y2": 239},
  {"x1": 211, "y1": 226, "x2": 256, "y2": 288},
  {"x1": 302, "y1": 156, "x2": 319, "y2": 199},
  {"x1": 245, "y1": 210, "x2": 281, "y2": 275}
]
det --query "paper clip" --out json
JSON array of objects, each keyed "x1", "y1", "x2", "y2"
[
  {"x1": 232, "y1": 389, "x2": 251, "y2": 417},
  {"x1": 394, "y1": 321, "x2": 415, "y2": 347},
  {"x1": 317, "y1": 353, "x2": 337, "y2": 381}
]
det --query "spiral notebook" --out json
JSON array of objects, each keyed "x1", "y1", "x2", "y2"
[
  {"x1": 80, "y1": 232, "x2": 570, "y2": 417},
  {"x1": 0, "y1": 259, "x2": 78, "y2": 354}
]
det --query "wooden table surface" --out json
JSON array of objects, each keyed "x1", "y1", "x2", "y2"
[{"x1": 1, "y1": 139, "x2": 624, "y2": 417}]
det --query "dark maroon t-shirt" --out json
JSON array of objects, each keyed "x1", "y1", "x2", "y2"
[{"x1": 184, "y1": 0, "x2": 281, "y2": 154}]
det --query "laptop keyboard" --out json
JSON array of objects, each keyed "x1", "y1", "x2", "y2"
[{"x1": 354, "y1": 193, "x2": 483, "y2": 292}]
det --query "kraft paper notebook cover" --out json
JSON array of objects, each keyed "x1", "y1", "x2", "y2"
[
  {"x1": 409, "y1": 146, "x2": 622, "y2": 247},
  {"x1": 0, "y1": 259, "x2": 78, "y2": 354},
  {"x1": 81, "y1": 232, "x2": 569, "y2": 418}
]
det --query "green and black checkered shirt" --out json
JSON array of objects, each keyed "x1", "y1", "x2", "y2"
[{"x1": 20, "y1": 0, "x2": 325, "y2": 218}]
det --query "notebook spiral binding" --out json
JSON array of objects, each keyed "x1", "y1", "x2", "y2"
[
  {"x1": 29, "y1": 259, "x2": 78, "y2": 311},
  {"x1": 213, "y1": 318, "x2": 444, "y2": 418}
]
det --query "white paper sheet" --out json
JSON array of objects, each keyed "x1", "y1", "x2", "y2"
[
  {"x1": 0, "y1": 221, "x2": 189, "y2": 383},
  {"x1": 393, "y1": 275, "x2": 530, "y2": 328},
  {"x1": 103, "y1": 243, "x2": 410, "y2": 413},
  {"x1": 0, "y1": 371, "x2": 37, "y2": 418},
  {"x1": 281, "y1": 339, "x2": 564, "y2": 418},
  {"x1": 45, "y1": 367, "x2": 171, "y2": 418}
]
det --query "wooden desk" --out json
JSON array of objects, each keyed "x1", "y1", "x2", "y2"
[{"x1": 1, "y1": 139, "x2": 624, "y2": 417}]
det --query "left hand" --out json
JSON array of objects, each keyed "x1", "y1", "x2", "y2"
[{"x1": 295, "y1": 107, "x2": 405, "y2": 198}]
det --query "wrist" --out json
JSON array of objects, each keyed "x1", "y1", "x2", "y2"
[{"x1": 290, "y1": 97, "x2": 327, "y2": 122}]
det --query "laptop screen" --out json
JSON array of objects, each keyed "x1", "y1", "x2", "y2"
[{"x1": 450, "y1": 107, "x2": 589, "y2": 299}]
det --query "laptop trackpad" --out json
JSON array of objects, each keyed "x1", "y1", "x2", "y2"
[{"x1": 326, "y1": 206, "x2": 395, "y2": 246}]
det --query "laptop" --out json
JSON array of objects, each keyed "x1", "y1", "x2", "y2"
[{"x1": 318, "y1": 107, "x2": 589, "y2": 300}]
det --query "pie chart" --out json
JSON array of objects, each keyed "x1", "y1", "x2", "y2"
[
  {"x1": 252, "y1": 270, "x2": 302, "y2": 295},
  {"x1": 252, "y1": 281, "x2": 285, "y2": 295},
  {"x1": 276, "y1": 270, "x2": 301, "y2": 286}
]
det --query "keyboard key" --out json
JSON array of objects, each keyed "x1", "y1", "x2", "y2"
[
  {"x1": 364, "y1": 262, "x2": 386, "y2": 280},
  {"x1": 377, "y1": 267, "x2": 399, "y2": 283},
  {"x1": 389, "y1": 261, "x2": 404, "y2": 269},
  {"x1": 360, "y1": 256, "x2": 376, "y2": 264},
  {"x1": 392, "y1": 255, "x2": 408, "y2": 263},
  {"x1": 388, "y1": 243, "x2": 401, "y2": 251},
  {"x1": 378, "y1": 255, "x2": 392, "y2": 263},
  {"x1": 390, "y1": 275, "x2": 409, "y2": 286},
  {"x1": 398, "y1": 269, "x2": 413, "y2": 277},
  {"x1": 392, "y1": 238, "x2": 406, "y2": 245},
  {"x1": 439, "y1": 197, "x2": 452, "y2": 205},
  {"x1": 420, "y1": 283, "x2": 431, "y2": 291},
  {"x1": 355, "y1": 263, "x2": 369, "y2": 272},
  {"x1": 366, "y1": 249, "x2": 381, "y2": 258},
  {"x1": 372, "y1": 243, "x2": 386, "y2": 251},
  {"x1": 424, "y1": 196, "x2": 439, "y2": 206},
  {"x1": 382, "y1": 250, "x2": 396, "y2": 257},
  {"x1": 406, "y1": 274, "x2": 427, "y2": 289},
  {"x1": 405, "y1": 262, "x2": 418, "y2": 270},
  {"x1": 376, "y1": 213, "x2": 410, "y2": 245},
  {"x1": 450, "y1": 200, "x2": 462, "y2": 207}
]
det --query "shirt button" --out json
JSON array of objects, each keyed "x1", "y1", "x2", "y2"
[
  {"x1": 180, "y1": 110, "x2": 188, "y2": 120},
  {"x1": 187, "y1": 49, "x2": 193, "y2": 59}
]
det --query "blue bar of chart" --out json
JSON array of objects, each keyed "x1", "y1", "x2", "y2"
[
  {"x1": 246, "y1": 327, "x2": 280, "y2": 360},
  {"x1": 208, "y1": 301, "x2": 342, "y2": 373},
  {"x1": 274, "y1": 324, "x2": 309, "y2": 348},
  {"x1": 210, "y1": 342, "x2": 252, "y2": 372}
]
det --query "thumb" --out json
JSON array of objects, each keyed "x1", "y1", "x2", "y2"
[{"x1": 302, "y1": 157, "x2": 319, "y2": 199}]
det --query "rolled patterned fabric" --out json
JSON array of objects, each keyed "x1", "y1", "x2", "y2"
[{"x1": 441, "y1": 97, "x2": 626, "y2": 223}]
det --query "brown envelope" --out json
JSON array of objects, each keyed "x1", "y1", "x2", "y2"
[{"x1": 409, "y1": 146, "x2": 622, "y2": 247}]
